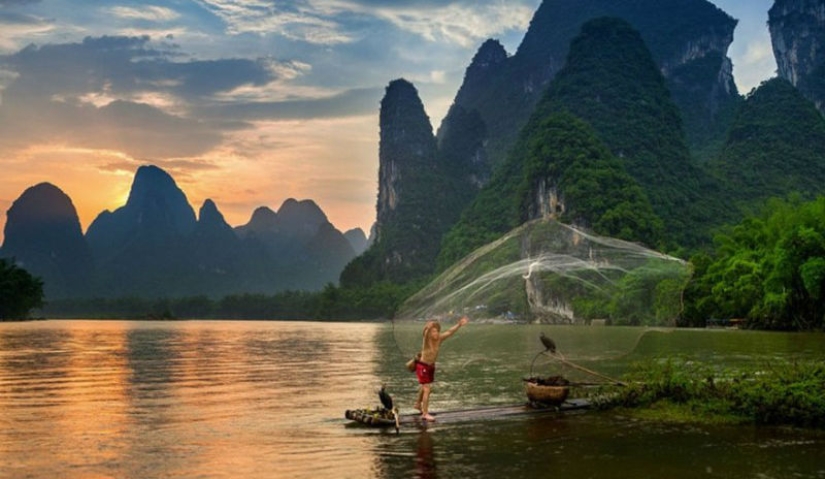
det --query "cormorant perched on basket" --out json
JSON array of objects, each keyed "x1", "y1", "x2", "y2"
[
  {"x1": 378, "y1": 385, "x2": 394, "y2": 410},
  {"x1": 540, "y1": 332, "x2": 557, "y2": 354}
]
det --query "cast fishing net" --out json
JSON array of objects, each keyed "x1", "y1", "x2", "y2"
[{"x1": 390, "y1": 218, "x2": 692, "y2": 367}]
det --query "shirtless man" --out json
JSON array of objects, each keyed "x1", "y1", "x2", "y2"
[{"x1": 414, "y1": 316, "x2": 469, "y2": 421}]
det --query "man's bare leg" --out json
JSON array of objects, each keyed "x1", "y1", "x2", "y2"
[
  {"x1": 420, "y1": 384, "x2": 435, "y2": 421},
  {"x1": 414, "y1": 386, "x2": 423, "y2": 412}
]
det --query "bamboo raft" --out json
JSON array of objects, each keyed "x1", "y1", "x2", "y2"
[{"x1": 345, "y1": 398, "x2": 591, "y2": 429}]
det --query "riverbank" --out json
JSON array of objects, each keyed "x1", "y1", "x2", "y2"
[{"x1": 598, "y1": 359, "x2": 825, "y2": 429}]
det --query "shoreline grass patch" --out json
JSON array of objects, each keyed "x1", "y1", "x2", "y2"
[{"x1": 598, "y1": 359, "x2": 825, "y2": 429}]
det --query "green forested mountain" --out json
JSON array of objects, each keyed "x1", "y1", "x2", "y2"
[
  {"x1": 709, "y1": 77, "x2": 825, "y2": 209},
  {"x1": 438, "y1": 111, "x2": 662, "y2": 269},
  {"x1": 439, "y1": 17, "x2": 714, "y2": 267},
  {"x1": 445, "y1": 18, "x2": 720, "y2": 257},
  {"x1": 512, "y1": 17, "x2": 729, "y2": 249},
  {"x1": 441, "y1": 0, "x2": 738, "y2": 175}
]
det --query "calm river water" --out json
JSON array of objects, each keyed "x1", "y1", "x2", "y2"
[{"x1": 1, "y1": 320, "x2": 824, "y2": 479}]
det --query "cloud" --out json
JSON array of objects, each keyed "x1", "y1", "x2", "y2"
[
  {"x1": 0, "y1": 11, "x2": 54, "y2": 51},
  {"x1": 733, "y1": 40, "x2": 777, "y2": 93},
  {"x1": 193, "y1": 0, "x2": 356, "y2": 45},
  {"x1": 108, "y1": 5, "x2": 180, "y2": 22},
  {"x1": 192, "y1": 0, "x2": 536, "y2": 48},
  {"x1": 199, "y1": 86, "x2": 381, "y2": 120},
  {"x1": 0, "y1": 34, "x2": 380, "y2": 158},
  {"x1": 0, "y1": 97, "x2": 234, "y2": 158},
  {"x1": 364, "y1": 1, "x2": 536, "y2": 47}
]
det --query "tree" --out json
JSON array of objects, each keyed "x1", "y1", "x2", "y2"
[
  {"x1": 692, "y1": 196, "x2": 825, "y2": 330},
  {"x1": 0, "y1": 258, "x2": 45, "y2": 320}
]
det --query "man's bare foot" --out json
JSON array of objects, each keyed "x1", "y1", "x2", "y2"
[{"x1": 421, "y1": 413, "x2": 436, "y2": 421}]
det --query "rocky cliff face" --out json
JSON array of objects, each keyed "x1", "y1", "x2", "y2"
[
  {"x1": 341, "y1": 79, "x2": 450, "y2": 285},
  {"x1": 451, "y1": 39, "x2": 509, "y2": 109},
  {"x1": 0, "y1": 183, "x2": 93, "y2": 298},
  {"x1": 769, "y1": 0, "x2": 825, "y2": 111},
  {"x1": 376, "y1": 79, "x2": 437, "y2": 237}
]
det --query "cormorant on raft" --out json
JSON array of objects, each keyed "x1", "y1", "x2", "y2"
[
  {"x1": 344, "y1": 385, "x2": 401, "y2": 433},
  {"x1": 379, "y1": 385, "x2": 394, "y2": 411}
]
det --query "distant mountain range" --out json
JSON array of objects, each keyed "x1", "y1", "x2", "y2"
[{"x1": 0, "y1": 165, "x2": 371, "y2": 300}]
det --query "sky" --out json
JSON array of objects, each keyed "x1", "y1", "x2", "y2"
[{"x1": 0, "y1": 0, "x2": 776, "y2": 243}]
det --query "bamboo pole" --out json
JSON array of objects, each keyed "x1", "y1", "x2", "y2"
[{"x1": 547, "y1": 352, "x2": 626, "y2": 386}]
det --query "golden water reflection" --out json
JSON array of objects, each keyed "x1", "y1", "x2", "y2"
[{"x1": 0, "y1": 320, "x2": 380, "y2": 479}]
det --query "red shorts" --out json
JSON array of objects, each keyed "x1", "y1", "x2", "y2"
[{"x1": 416, "y1": 361, "x2": 436, "y2": 384}]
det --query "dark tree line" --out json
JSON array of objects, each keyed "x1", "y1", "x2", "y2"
[
  {"x1": 0, "y1": 258, "x2": 44, "y2": 320},
  {"x1": 42, "y1": 282, "x2": 417, "y2": 321}
]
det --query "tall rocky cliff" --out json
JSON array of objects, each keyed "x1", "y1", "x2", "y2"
[
  {"x1": 375, "y1": 79, "x2": 438, "y2": 235},
  {"x1": 0, "y1": 183, "x2": 93, "y2": 298},
  {"x1": 341, "y1": 79, "x2": 450, "y2": 285},
  {"x1": 769, "y1": 0, "x2": 825, "y2": 112}
]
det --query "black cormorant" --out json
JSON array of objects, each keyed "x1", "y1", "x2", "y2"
[
  {"x1": 540, "y1": 332, "x2": 556, "y2": 353},
  {"x1": 378, "y1": 385, "x2": 394, "y2": 410}
]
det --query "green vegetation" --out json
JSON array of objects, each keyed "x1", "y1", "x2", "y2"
[
  {"x1": 0, "y1": 258, "x2": 44, "y2": 320},
  {"x1": 709, "y1": 78, "x2": 825, "y2": 206},
  {"x1": 440, "y1": 17, "x2": 724, "y2": 268},
  {"x1": 515, "y1": 1, "x2": 740, "y2": 162},
  {"x1": 603, "y1": 359, "x2": 825, "y2": 429},
  {"x1": 685, "y1": 196, "x2": 825, "y2": 331}
]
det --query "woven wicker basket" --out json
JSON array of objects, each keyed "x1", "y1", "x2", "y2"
[{"x1": 525, "y1": 381, "x2": 570, "y2": 405}]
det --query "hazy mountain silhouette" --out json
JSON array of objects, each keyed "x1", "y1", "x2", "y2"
[
  {"x1": 2, "y1": 165, "x2": 364, "y2": 300},
  {"x1": 0, "y1": 182, "x2": 93, "y2": 299}
]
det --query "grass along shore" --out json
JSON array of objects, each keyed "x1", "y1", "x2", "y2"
[{"x1": 595, "y1": 359, "x2": 825, "y2": 429}]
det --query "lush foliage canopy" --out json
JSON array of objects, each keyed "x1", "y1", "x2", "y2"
[{"x1": 687, "y1": 196, "x2": 825, "y2": 330}]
